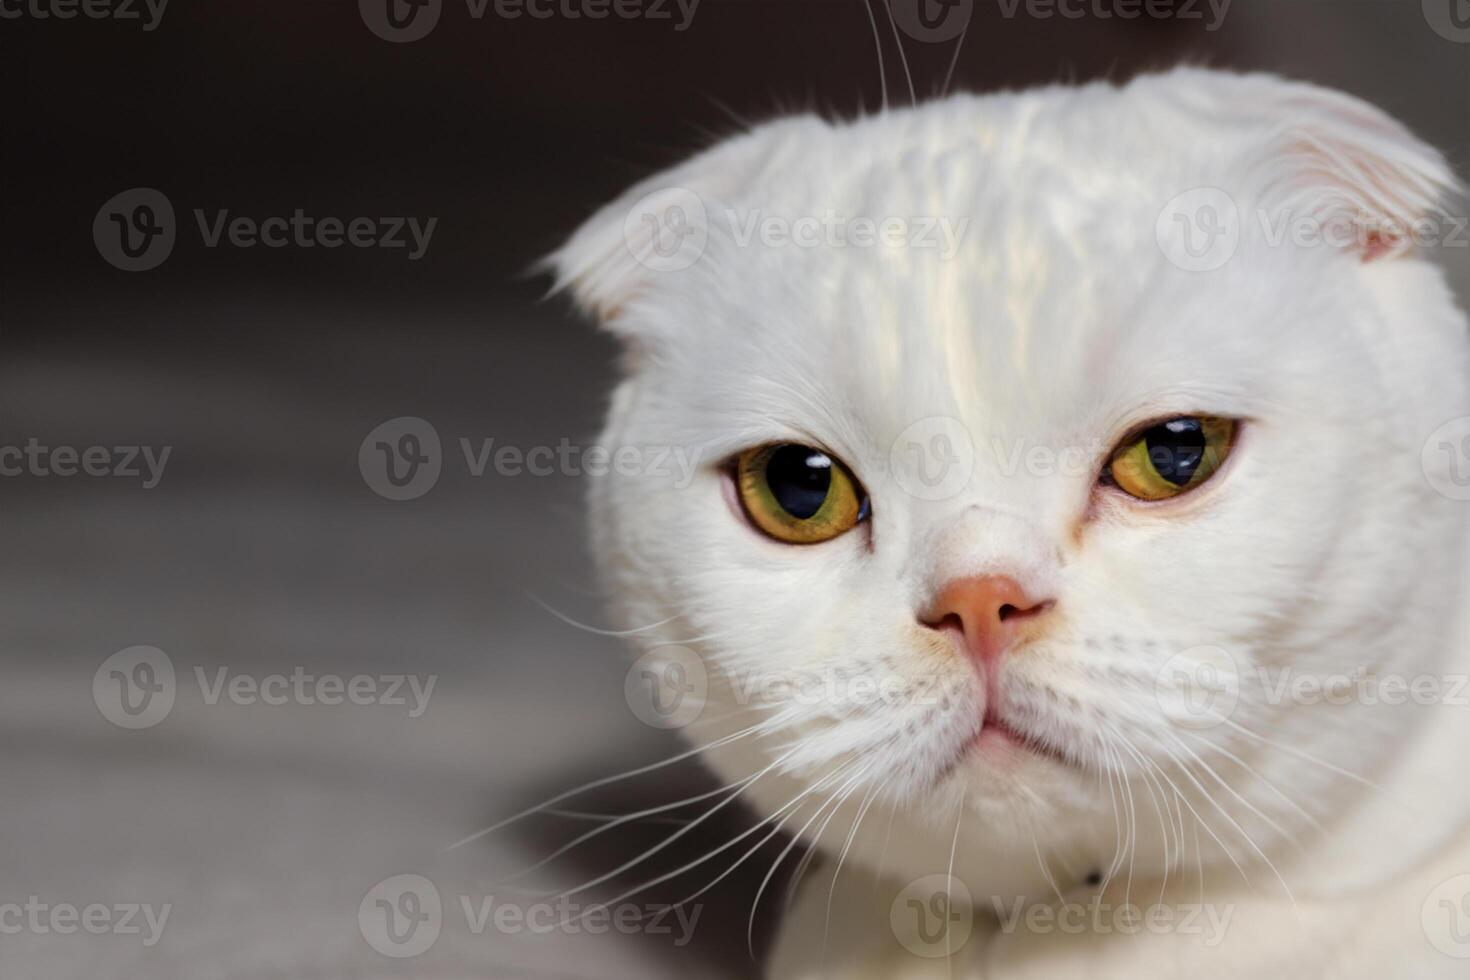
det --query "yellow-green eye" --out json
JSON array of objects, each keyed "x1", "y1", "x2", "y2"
[
  {"x1": 735, "y1": 444, "x2": 870, "y2": 544},
  {"x1": 1104, "y1": 417, "x2": 1238, "y2": 501}
]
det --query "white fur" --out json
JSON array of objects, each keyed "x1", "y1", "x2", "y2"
[{"x1": 552, "y1": 68, "x2": 1470, "y2": 977}]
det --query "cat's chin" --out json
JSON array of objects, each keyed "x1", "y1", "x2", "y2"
[
  {"x1": 973, "y1": 717, "x2": 1072, "y2": 768},
  {"x1": 928, "y1": 715, "x2": 1075, "y2": 790}
]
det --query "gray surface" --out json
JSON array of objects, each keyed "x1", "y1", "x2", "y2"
[{"x1": 0, "y1": 304, "x2": 765, "y2": 979}]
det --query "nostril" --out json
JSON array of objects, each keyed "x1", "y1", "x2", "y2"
[
  {"x1": 933, "y1": 611, "x2": 965, "y2": 635},
  {"x1": 998, "y1": 599, "x2": 1054, "y2": 624}
]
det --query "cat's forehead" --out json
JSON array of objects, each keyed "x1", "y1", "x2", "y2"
[{"x1": 662, "y1": 108, "x2": 1301, "y2": 450}]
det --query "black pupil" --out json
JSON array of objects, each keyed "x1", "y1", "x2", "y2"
[
  {"x1": 766, "y1": 445, "x2": 833, "y2": 519},
  {"x1": 1145, "y1": 418, "x2": 1208, "y2": 486}
]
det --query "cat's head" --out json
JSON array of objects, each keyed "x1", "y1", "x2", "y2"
[{"x1": 550, "y1": 68, "x2": 1468, "y2": 896}]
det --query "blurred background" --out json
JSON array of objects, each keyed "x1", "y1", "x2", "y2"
[{"x1": 2, "y1": 1, "x2": 1467, "y2": 976}]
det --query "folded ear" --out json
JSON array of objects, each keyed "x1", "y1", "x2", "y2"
[
  {"x1": 1240, "y1": 74, "x2": 1461, "y2": 261},
  {"x1": 544, "y1": 117, "x2": 819, "y2": 331}
]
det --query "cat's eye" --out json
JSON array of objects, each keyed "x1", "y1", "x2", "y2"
[
  {"x1": 735, "y1": 444, "x2": 870, "y2": 544},
  {"x1": 1103, "y1": 416, "x2": 1238, "y2": 501}
]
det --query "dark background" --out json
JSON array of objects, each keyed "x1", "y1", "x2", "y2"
[{"x1": 2, "y1": 2, "x2": 1467, "y2": 977}]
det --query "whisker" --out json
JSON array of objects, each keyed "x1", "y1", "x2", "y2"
[
  {"x1": 663, "y1": 762, "x2": 873, "y2": 918},
  {"x1": 494, "y1": 773, "x2": 758, "y2": 887},
  {"x1": 1223, "y1": 718, "x2": 1390, "y2": 798},
  {"x1": 747, "y1": 756, "x2": 877, "y2": 959},
  {"x1": 821, "y1": 777, "x2": 887, "y2": 962},
  {"x1": 859, "y1": 0, "x2": 888, "y2": 113},
  {"x1": 939, "y1": 9, "x2": 969, "y2": 98},
  {"x1": 556, "y1": 754, "x2": 865, "y2": 930},
  {"x1": 943, "y1": 776, "x2": 967, "y2": 967},
  {"x1": 525, "y1": 591, "x2": 682, "y2": 637},
  {"x1": 879, "y1": 0, "x2": 917, "y2": 108},
  {"x1": 1176, "y1": 728, "x2": 1324, "y2": 834},
  {"x1": 443, "y1": 722, "x2": 765, "y2": 852},
  {"x1": 547, "y1": 745, "x2": 802, "y2": 907}
]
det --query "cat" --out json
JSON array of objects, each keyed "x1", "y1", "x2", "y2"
[{"x1": 548, "y1": 67, "x2": 1470, "y2": 977}]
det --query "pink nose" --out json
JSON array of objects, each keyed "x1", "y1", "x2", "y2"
[{"x1": 923, "y1": 575, "x2": 1054, "y2": 662}]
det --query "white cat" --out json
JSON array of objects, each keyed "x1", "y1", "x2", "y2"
[{"x1": 549, "y1": 68, "x2": 1470, "y2": 977}]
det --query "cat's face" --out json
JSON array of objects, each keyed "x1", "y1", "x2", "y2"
[{"x1": 554, "y1": 69, "x2": 1468, "y2": 894}]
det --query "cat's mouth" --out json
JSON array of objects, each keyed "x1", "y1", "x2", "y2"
[{"x1": 974, "y1": 707, "x2": 1071, "y2": 767}]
